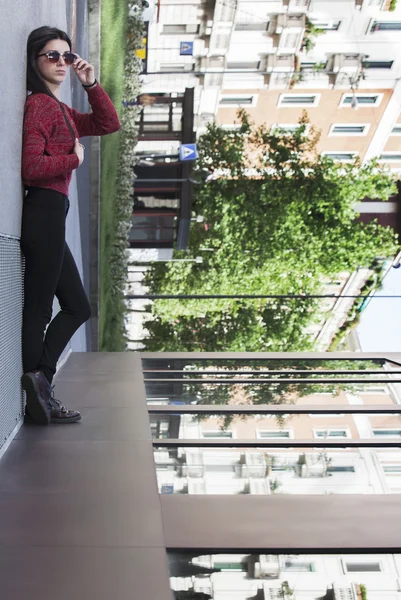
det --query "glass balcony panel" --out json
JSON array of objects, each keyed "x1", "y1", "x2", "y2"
[
  {"x1": 153, "y1": 445, "x2": 401, "y2": 495},
  {"x1": 167, "y1": 551, "x2": 401, "y2": 599}
]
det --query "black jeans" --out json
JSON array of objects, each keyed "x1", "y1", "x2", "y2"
[{"x1": 20, "y1": 187, "x2": 91, "y2": 384}]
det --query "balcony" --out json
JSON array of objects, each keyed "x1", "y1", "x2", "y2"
[
  {"x1": 266, "y1": 53, "x2": 295, "y2": 73},
  {"x1": 332, "y1": 584, "x2": 358, "y2": 600},
  {"x1": 242, "y1": 451, "x2": 269, "y2": 478},
  {"x1": 2, "y1": 351, "x2": 401, "y2": 597},
  {"x1": 327, "y1": 53, "x2": 364, "y2": 87},
  {"x1": 355, "y1": 0, "x2": 385, "y2": 9},
  {"x1": 196, "y1": 55, "x2": 226, "y2": 88},
  {"x1": 270, "y1": 14, "x2": 306, "y2": 52},
  {"x1": 262, "y1": 587, "x2": 293, "y2": 600},
  {"x1": 283, "y1": 0, "x2": 311, "y2": 10},
  {"x1": 272, "y1": 14, "x2": 306, "y2": 35},
  {"x1": 206, "y1": 0, "x2": 236, "y2": 56},
  {"x1": 251, "y1": 555, "x2": 281, "y2": 579},
  {"x1": 184, "y1": 450, "x2": 205, "y2": 477}
]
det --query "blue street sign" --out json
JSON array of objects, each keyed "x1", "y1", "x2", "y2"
[
  {"x1": 180, "y1": 41, "x2": 194, "y2": 55},
  {"x1": 179, "y1": 143, "x2": 198, "y2": 161}
]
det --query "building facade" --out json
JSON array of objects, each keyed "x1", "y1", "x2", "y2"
[{"x1": 140, "y1": 0, "x2": 401, "y2": 171}]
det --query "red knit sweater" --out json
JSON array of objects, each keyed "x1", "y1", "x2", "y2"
[{"x1": 21, "y1": 83, "x2": 121, "y2": 196}]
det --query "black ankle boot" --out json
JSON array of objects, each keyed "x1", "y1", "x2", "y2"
[
  {"x1": 22, "y1": 371, "x2": 81, "y2": 425},
  {"x1": 21, "y1": 371, "x2": 51, "y2": 425}
]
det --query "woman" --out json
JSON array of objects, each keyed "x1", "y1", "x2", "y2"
[{"x1": 21, "y1": 26, "x2": 120, "y2": 425}]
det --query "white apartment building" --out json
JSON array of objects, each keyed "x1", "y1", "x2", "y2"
[
  {"x1": 170, "y1": 551, "x2": 401, "y2": 599},
  {"x1": 139, "y1": 0, "x2": 401, "y2": 167}
]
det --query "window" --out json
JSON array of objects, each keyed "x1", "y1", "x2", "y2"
[
  {"x1": 300, "y1": 61, "x2": 328, "y2": 71},
  {"x1": 309, "y1": 19, "x2": 341, "y2": 30},
  {"x1": 372, "y1": 429, "x2": 401, "y2": 438},
  {"x1": 220, "y1": 123, "x2": 243, "y2": 131},
  {"x1": 284, "y1": 560, "x2": 315, "y2": 572},
  {"x1": 264, "y1": 592, "x2": 286, "y2": 600},
  {"x1": 378, "y1": 153, "x2": 401, "y2": 162},
  {"x1": 129, "y1": 214, "x2": 176, "y2": 246},
  {"x1": 321, "y1": 152, "x2": 358, "y2": 161},
  {"x1": 299, "y1": 61, "x2": 315, "y2": 70},
  {"x1": 371, "y1": 21, "x2": 401, "y2": 32},
  {"x1": 159, "y1": 64, "x2": 194, "y2": 72},
  {"x1": 390, "y1": 125, "x2": 401, "y2": 135},
  {"x1": 383, "y1": 465, "x2": 401, "y2": 474},
  {"x1": 278, "y1": 94, "x2": 320, "y2": 107},
  {"x1": 220, "y1": 95, "x2": 257, "y2": 107},
  {"x1": 344, "y1": 561, "x2": 382, "y2": 572},
  {"x1": 363, "y1": 60, "x2": 394, "y2": 69},
  {"x1": 213, "y1": 561, "x2": 245, "y2": 571},
  {"x1": 235, "y1": 22, "x2": 268, "y2": 31},
  {"x1": 329, "y1": 124, "x2": 370, "y2": 136},
  {"x1": 271, "y1": 123, "x2": 307, "y2": 134},
  {"x1": 227, "y1": 61, "x2": 261, "y2": 70},
  {"x1": 162, "y1": 24, "x2": 200, "y2": 34},
  {"x1": 314, "y1": 429, "x2": 350, "y2": 439},
  {"x1": 356, "y1": 386, "x2": 388, "y2": 394},
  {"x1": 328, "y1": 466, "x2": 355, "y2": 473},
  {"x1": 257, "y1": 430, "x2": 292, "y2": 439},
  {"x1": 202, "y1": 430, "x2": 233, "y2": 438},
  {"x1": 340, "y1": 94, "x2": 382, "y2": 107}
]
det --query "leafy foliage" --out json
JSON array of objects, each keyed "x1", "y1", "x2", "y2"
[
  {"x1": 141, "y1": 110, "x2": 399, "y2": 352},
  {"x1": 301, "y1": 17, "x2": 327, "y2": 52}
]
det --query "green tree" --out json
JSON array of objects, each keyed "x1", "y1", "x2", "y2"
[{"x1": 142, "y1": 111, "x2": 399, "y2": 352}]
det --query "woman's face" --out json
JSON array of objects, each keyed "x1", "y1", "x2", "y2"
[{"x1": 36, "y1": 39, "x2": 71, "y2": 86}]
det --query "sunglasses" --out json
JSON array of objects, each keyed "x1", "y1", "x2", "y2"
[{"x1": 36, "y1": 51, "x2": 78, "y2": 65}]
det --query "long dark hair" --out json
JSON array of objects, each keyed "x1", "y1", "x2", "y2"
[{"x1": 26, "y1": 26, "x2": 72, "y2": 103}]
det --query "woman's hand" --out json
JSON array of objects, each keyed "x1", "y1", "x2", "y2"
[
  {"x1": 72, "y1": 54, "x2": 96, "y2": 86},
  {"x1": 73, "y1": 138, "x2": 85, "y2": 166}
]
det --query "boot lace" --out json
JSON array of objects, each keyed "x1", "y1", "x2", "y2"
[{"x1": 50, "y1": 386, "x2": 70, "y2": 414}]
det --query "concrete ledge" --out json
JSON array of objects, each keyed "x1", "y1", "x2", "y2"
[{"x1": 0, "y1": 352, "x2": 172, "y2": 599}]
